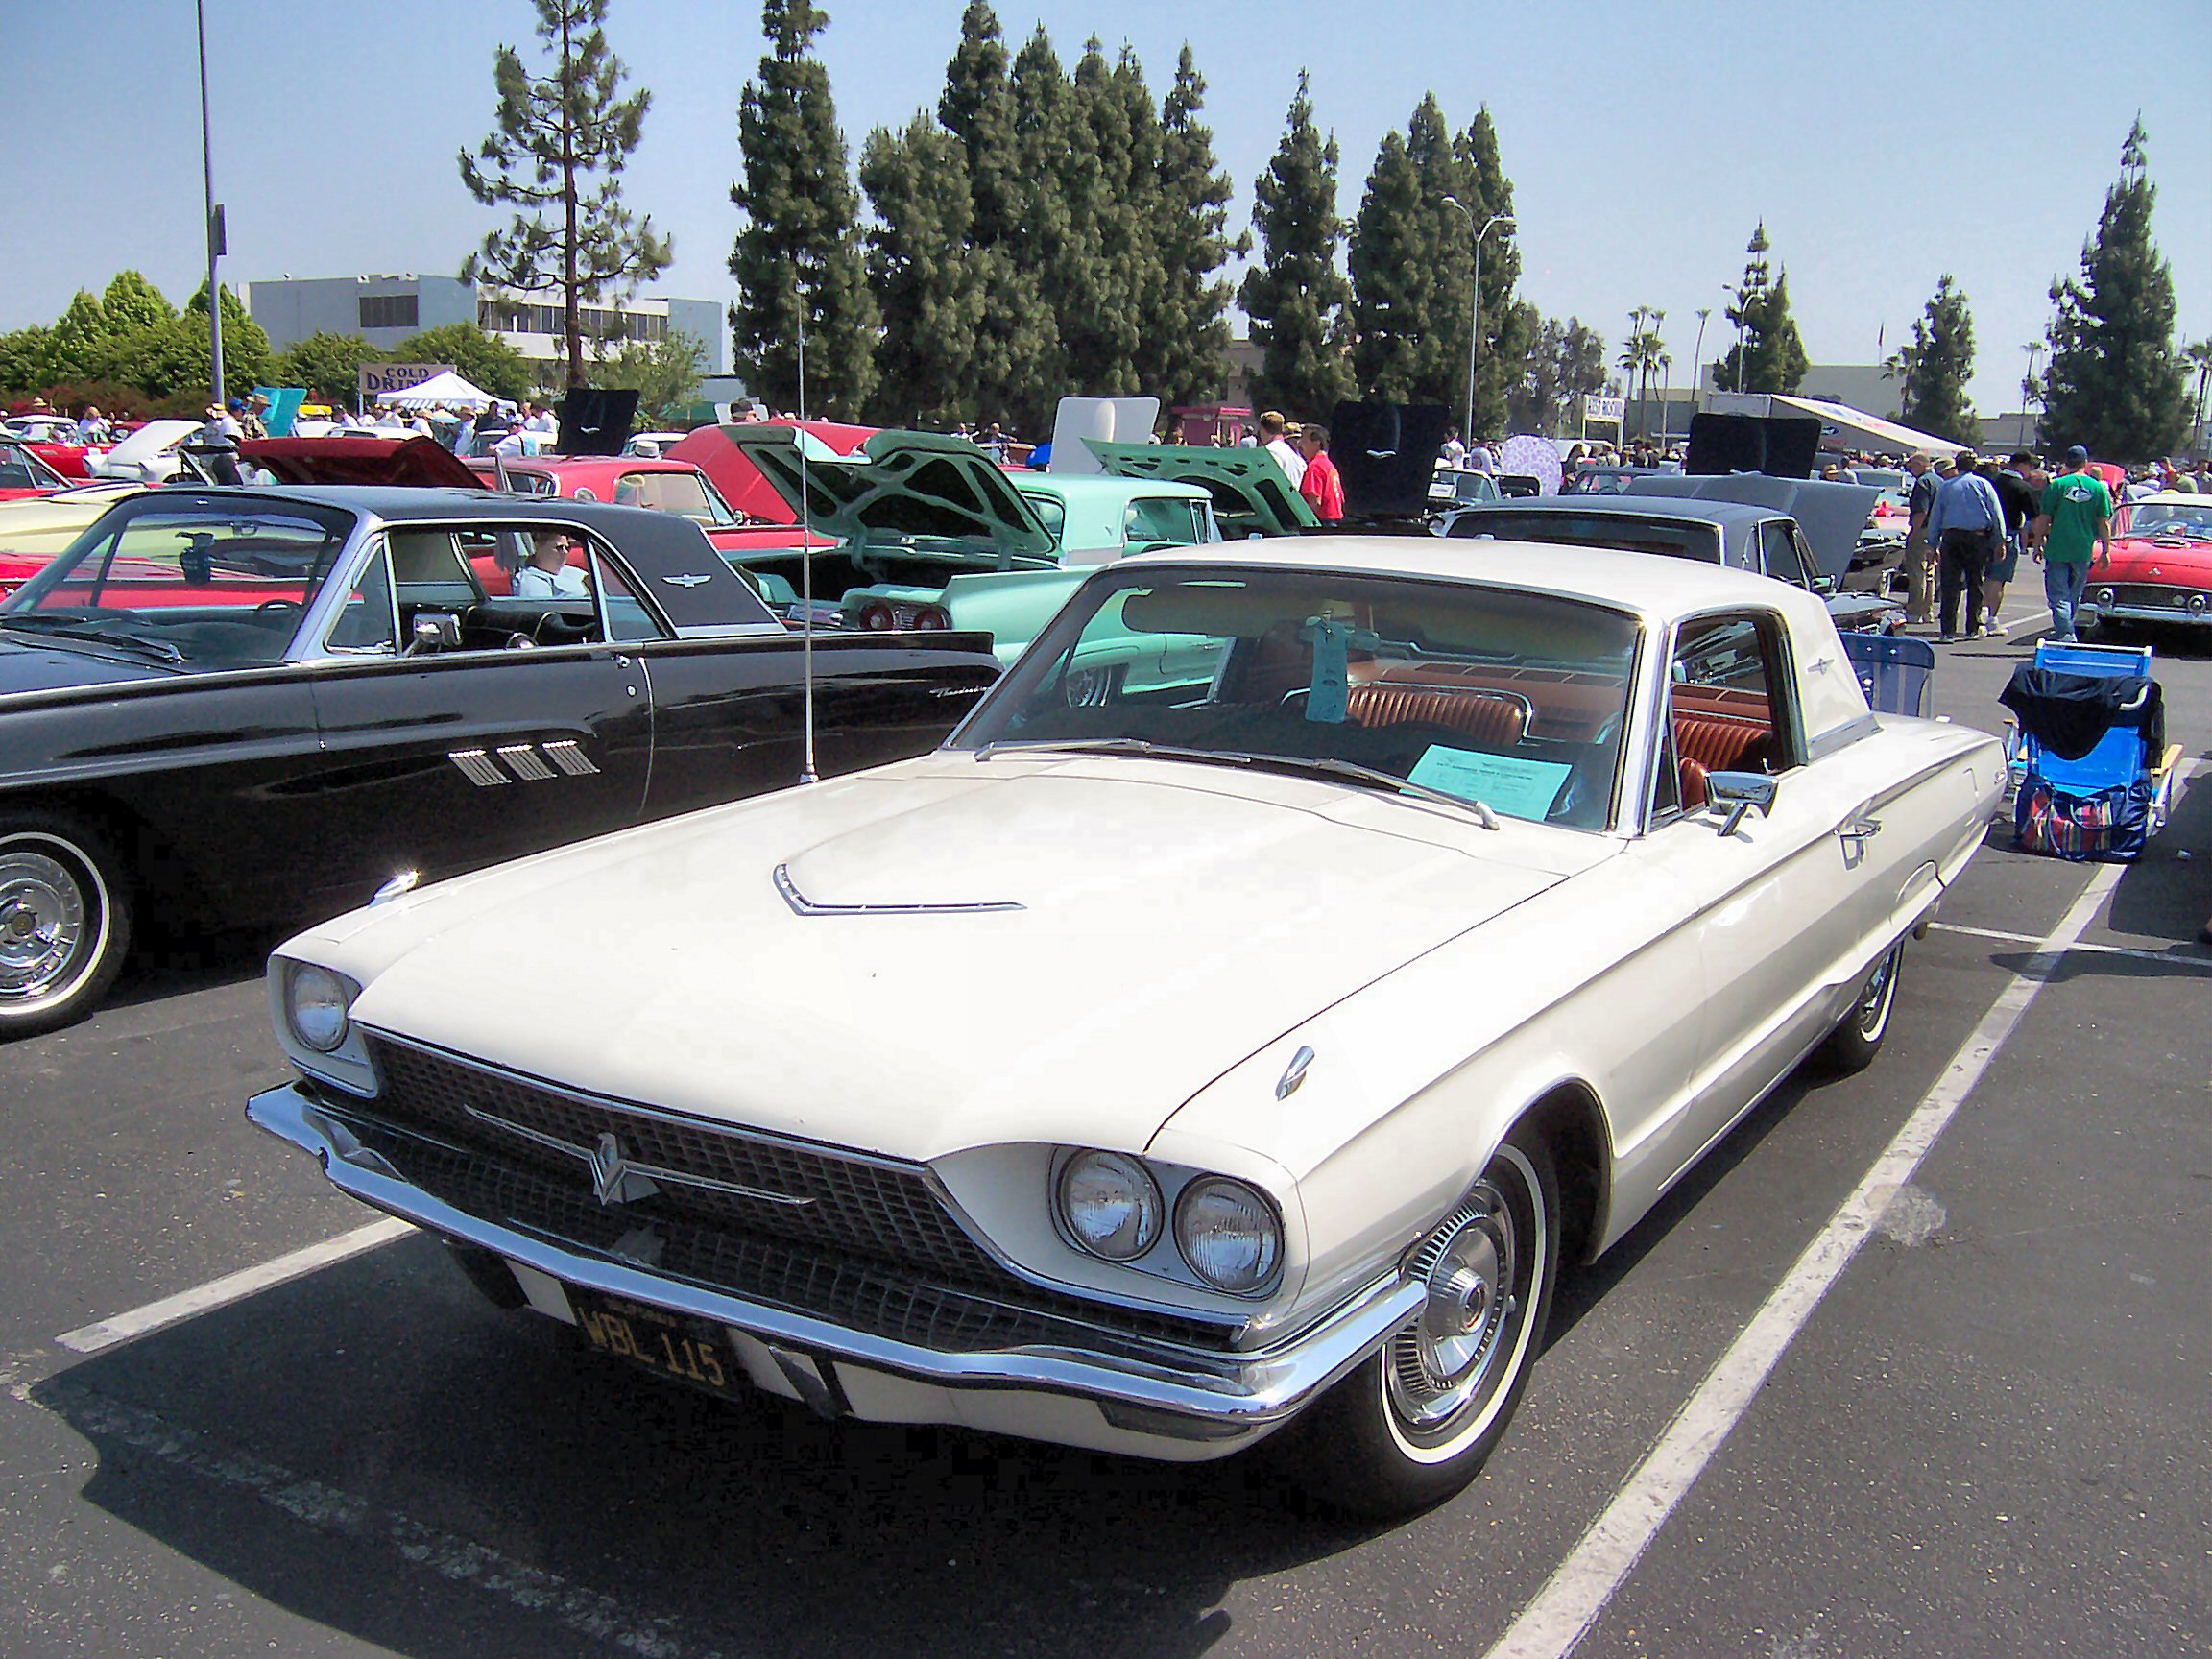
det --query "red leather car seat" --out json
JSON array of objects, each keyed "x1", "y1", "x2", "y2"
[{"x1": 1347, "y1": 685, "x2": 1528, "y2": 749}]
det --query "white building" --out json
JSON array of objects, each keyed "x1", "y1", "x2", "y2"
[{"x1": 247, "y1": 274, "x2": 727, "y2": 374}]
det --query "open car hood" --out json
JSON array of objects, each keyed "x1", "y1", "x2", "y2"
[
  {"x1": 239, "y1": 436, "x2": 483, "y2": 489},
  {"x1": 715, "y1": 427, "x2": 1058, "y2": 559},
  {"x1": 1083, "y1": 442, "x2": 1318, "y2": 539},
  {"x1": 1625, "y1": 473, "x2": 1879, "y2": 583}
]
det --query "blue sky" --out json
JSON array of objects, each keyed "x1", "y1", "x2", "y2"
[{"x1": 4, "y1": 0, "x2": 2207, "y2": 413}]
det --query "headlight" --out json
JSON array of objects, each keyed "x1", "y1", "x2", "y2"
[
  {"x1": 286, "y1": 963, "x2": 353, "y2": 1052},
  {"x1": 1174, "y1": 1177, "x2": 1283, "y2": 1294},
  {"x1": 2093, "y1": 587, "x2": 2115, "y2": 607},
  {"x1": 1055, "y1": 1150, "x2": 1164, "y2": 1262}
]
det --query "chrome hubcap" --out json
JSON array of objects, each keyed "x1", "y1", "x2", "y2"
[
  {"x1": 1388, "y1": 1186, "x2": 1520, "y2": 1431},
  {"x1": 1857, "y1": 946, "x2": 1898, "y2": 1036},
  {"x1": 0, "y1": 851, "x2": 88, "y2": 1003}
]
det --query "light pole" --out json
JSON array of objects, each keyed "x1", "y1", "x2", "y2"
[
  {"x1": 1692, "y1": 307, "x2": 1711, "y2": 418},
  {"x1": 1625, "y1": 305, "x2": 1647, "y2": 440},
  {"x1": 1442, "y1": 196, "x2": 1512, "y2": 445},
  {"x1": 2020, "y1": 341, "x2": 2046, "y2": 448},
  {"x1": 196, "y1": 0, "x2": 225, "y2": 406}
]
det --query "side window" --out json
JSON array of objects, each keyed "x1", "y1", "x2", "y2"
[
  {"x1": 1020, "y1": 492, "x2": 1066, "y2": 541},
  {"x1": 1658, "y1": 613, "x2": 1794, "y2": 824},
  {"x1": 325, "y1": 541, "x2": 397, "y2": 654},
  {"x1": 589, "y1": 544, "x2": 665, "y2": 642},
  {"x1": 1760, "y1": 520, "x2": 1810, "y2": 589}
]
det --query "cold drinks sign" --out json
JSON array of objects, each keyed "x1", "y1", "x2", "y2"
[{"x1": 359, "y1": 362, "x2": 455, "y2": 398}]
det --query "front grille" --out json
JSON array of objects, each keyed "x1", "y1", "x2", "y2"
[
  {"x1": 2107, "y1": 584, "x2": 2206, "y2": 612},
  {"x1": 367, "y1": 1036, "x2": 998, "y2": 1281},
  {"x1": 350, "y1": 1035, "x2": 1235, "y2": 1355}
]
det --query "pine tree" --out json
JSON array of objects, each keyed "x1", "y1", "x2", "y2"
[
  {"x1": 1452, "y1": 108, "x2": 1526, "y2": 435},
  {"x1": 1899, "y1": 275, "x2": 1978, "y2": 446},
  {"x1": 1054, "y1": 38, "x2": 1148, "y2": 397},
  {"x1": 1239, "y1": 72, "x2": 1352, "y2": 421},
  {"x1": 183, "y1": 281, "x2": 273, "y2": 391},
  {"x1": 458, "y1": 0, "x2": 671, "y2": 390},
  {"x1": 933, "y1": 4, "x2": 1056, "y2": 432},
  {"x1": 731, "y1": 0, "x2": 878, "y2": 420},
  {"x1": 859, "y1": 113, "x2": 987, "y2": 426},
  {"x1": 2038, "y1": 119, "x2": 2189, "y2": 460},
  {"x1": 1715, "y1": 222, "x2": 1808, "y2": 395},
  {"x1": 1349, "y1": 101, "x2": 1446, "y2": 404},
  {"x1": 1136, "y1": 46, "x2": 1244, "y2": 407}
]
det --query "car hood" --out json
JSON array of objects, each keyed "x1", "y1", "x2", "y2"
[
  {"x1": 327, "y1": 757, "x2": 1587, "y2": 1164},
  {"x1": 240, "y1": 436, "x2": 482, "y2": 489},
  {"x1": 0, "y1": 634, "x2": 180, "y2": 692},
  {"x1": 2103, "y1": 535, "x2": 2212, "y2": 578},
  {"x1": 1084, "y1": 442, "x2": 1318, "y2": 539},
  {"x1": 1626, "y1": 474, "x2": 1879, "y2": 582},
  {"x1": 716, "y1": 427, "x2": 1060, "y2": 560}
]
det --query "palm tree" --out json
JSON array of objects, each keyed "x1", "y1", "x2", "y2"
[{"x1": 2187, "y1": 338, "x2": 2212, "y2": 457}]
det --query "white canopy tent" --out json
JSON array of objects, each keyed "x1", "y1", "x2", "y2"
[{"x1": 375, "y1": 371, "x2": 495, "y2": 410}]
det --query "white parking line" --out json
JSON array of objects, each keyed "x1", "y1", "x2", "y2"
[
  {"x1": 55, "y1": 1217, "x2": 414, "y2": 1355},
  {"x1": 1931, "y1": 920, "x2": 2212, "y2": 971},
  {"x1": 1484, "y1": 862, "x2": 2126, "y2": 1659}
]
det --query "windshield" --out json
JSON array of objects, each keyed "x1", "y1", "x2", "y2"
[
  {"x1": 614, "y1": 469, "x2": 736, "y2": 525},
  {"x1": 955, "y1": 564, "x2": 1642, "y2": 830},
  {"x1": 2129, "y1": 502, "x2": 2212, "y2": 540},
  {"x1": 0, "y1": 495, "x2": 355, "y2": 668}
]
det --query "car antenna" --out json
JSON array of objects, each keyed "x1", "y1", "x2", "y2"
[{"x1": 795, "y1": 268, "x2": 818, "y2": 786}]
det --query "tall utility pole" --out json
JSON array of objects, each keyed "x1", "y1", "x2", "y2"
[
  {"x1": 1442, "y1": 196, "x2": 1512, "y2": 444},
  {"x1": 196, "y1": 0, "x2": 225, "y2": 406},
  {"x1": 1691, "y1": 307, "x2": 1711, "y2": 417}
]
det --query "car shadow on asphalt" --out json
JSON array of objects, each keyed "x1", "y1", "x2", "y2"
[
  {"x1": 99, "y1": 922, "x2": 282, "y2": 1016},
  {"x1": 28, "y1": 1235, "x2": 1387, "y2": 1659}
]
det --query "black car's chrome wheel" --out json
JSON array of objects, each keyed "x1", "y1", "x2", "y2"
[
  {"x1": 0, "y1": 815, "x2": 131, "y2": 1039},
  {"x1": 1302, "y1": 1135, "x2": 1559, "y2": 1516}
]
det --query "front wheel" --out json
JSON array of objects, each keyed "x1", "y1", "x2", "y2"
[
  {"x1": 0, "y1": 812, "x2": 132, "y2": 1039},
  {"x1": 1815, "y1": 937, "x2": 1904, "y2": 1074},
  {"x1": 1299, "y1": 1135, "x2": 1560, "y2": 1518}
]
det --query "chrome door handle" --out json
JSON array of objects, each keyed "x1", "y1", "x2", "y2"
[{"x1": 1839, "y1": 814, "x2": 1883, "y2": 847}]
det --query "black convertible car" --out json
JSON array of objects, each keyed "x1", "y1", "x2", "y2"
[{"x1": 0, "y1": 485, "x2": 1001, "y2": 1035}]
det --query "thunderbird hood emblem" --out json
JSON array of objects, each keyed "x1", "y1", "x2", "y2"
[
  {"x1": 589, "y1": 1132, "x2": 661, "y2": 1206},
  {"x1": 660, "y1": 572, "x2": 713, "y2": 588}
]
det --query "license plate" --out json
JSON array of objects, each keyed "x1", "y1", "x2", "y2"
[{"x1": 571, "y1": 1291, "x2": 743, "y2": 1399}]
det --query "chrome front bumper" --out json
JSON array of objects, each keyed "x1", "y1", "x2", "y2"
[
  {"x1": 247, "y1": 1081, "x2": 1420, "y2": 1431},
  {"x1": 2082, "y1": 602, "x2": 2211, "y2": 628}
]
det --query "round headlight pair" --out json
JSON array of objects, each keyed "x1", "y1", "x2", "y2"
[
  {"x1": 1055, "y1": 1151, "x2": 1282, "y2": 1295},
  {"x1": 286, "y1": 963, "x2": 354, "y2": 1052}
]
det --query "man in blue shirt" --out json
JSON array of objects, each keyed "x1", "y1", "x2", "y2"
[{"x1": 1924, "y1": 449, "x2": 2008, "y2": 639}]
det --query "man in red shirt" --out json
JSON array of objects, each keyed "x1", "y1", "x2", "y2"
[{"x1": 1294, "y1": 423, "x2": 1344, "y2": 520}]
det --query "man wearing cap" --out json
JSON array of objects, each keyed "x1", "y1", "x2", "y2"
[
  {"x1": 2028, "y1": 445, "x2": 2113, "y2": 644},
  {"x1": 1900, "y1": 451, "x2": 1940, "y2": 624},
  {"x1": 1924, "y1": 449, "x2": 2007, "y2": 639},
  {"x1": 1258, "y1": 411, "x2": 1306, "y2": 490}
]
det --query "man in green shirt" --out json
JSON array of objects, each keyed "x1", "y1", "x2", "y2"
[{"x1": 2029, "y1": 445, "x2": 2114, "y2": 642}]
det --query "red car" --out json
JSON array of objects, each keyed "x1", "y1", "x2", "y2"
[
  {"x1": 472, "y1": 453, "x2": 832, "y2": 565},
  {"x1": 664, "y1": 419, "x2": 875, "y2": 521},
  {"x1": 2081, "y1": 493, "x2": 2212, "y2": 636}
]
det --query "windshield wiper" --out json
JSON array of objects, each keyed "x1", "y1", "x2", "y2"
[
  {"x1": 0, "y1": 614, "x2": 186, "y2": 664},
  {"x1": 1232, "y1": 752, "x2": 1501, "y2": 829},
  {"x1": 972, "y1": 737, "x2": 1253, "y2": 769}
]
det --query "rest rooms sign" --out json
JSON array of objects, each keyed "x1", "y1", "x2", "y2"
[{"x1": 359, "y1": 362, "x2": 454, "y2": 397}]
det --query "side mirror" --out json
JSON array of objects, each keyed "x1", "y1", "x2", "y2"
[
  {"x1": 1810, "y1": 571, "x2": 1838, "y2": 595},
  {"x1": 406, "y1": 613, "x2": 463, "y2": 655},
  {"x1": 1706, "y1": 771, "x2": 1776, "y2": 836}
]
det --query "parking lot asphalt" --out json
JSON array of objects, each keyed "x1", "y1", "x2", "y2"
[{"x1": 0, "y1": 601, "x2": 2204, "y2": 1659}]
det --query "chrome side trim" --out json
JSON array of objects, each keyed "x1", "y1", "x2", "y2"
[
  {"x1": 247, "y1": 1082, "x2": 1417, "y2": 1425},
  {"x1": 541, "y1": 738, "x2": 599, "y2": 776},
  {"x1": 496, "y1": 743, "x2": 556, "y2": 781},
  {"x1": 448, "y1": 749, "x2": 510, "y2": 788},
  {"x1": 773, "y1": 863, "x2": 1024, "y2": 917}
]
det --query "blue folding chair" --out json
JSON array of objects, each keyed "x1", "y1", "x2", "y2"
[{"x1": 2003, "y1": 640, "x2": 2179, "y2": 857}]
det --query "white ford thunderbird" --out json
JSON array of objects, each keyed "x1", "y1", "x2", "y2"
[{"x1": 249, "y1": 537, "x2": 2003, "y2": 1515}]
